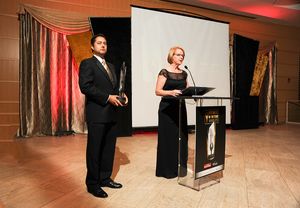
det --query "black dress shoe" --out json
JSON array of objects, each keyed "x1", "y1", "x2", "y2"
[
  {"x1": 87, "y1": 187, "x2": 108, "y2": 198},
  {"x1": 100, "y1": 179, "x2": 123, "y2": 189}
]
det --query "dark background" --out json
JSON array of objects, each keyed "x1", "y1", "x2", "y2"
[
  {"x1": 90, "y1": 17, "x2": 132, "y2": 136},
  {"x1": 231, "y1": 34, "x2": 260, "y2": 129}
]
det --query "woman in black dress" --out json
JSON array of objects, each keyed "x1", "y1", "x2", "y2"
[{"x1": 155, "y1": 46, "x2": 188, "y2": 179}]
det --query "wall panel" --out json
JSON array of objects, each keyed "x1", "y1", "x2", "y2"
[
  {"x1": 0, "y1": 81, "x2": 19, "y2": 101},
  {"x1": 0, "y1": 16, "x2": 19, "y2": 38},
  {"x1": 278, "y1": 90, "x2": 298, "y2": 102},
  {"x1": 277, "y1": 77, "x2": 298, "y2": 90},
  {"x1": 0, "y1": 0, "x2": 19, "y2": 15},
  {"x1": 0, "y1": 125, "x2": 18, "y2": 139},
  {"x1": 277, "y1": 50, "x2": 299, "y2": 65},
  {"x1": 0, "y1": 59, "x2": 19, "y2": 81},
  {"x1": 0, "y1": 38, "x2": 19, "y2": 59},
  {"x1": 277, "y1": 64, "x2": 299, "y2": 77},
  {"x1": 0, "y1": 102, "x2": 19, "y2": 113},
  {"x1": 0, "y1": 113, "x2": 18, "y2": 124}
]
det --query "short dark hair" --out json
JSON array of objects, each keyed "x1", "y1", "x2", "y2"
[{"x1": 91, "y1": 33, "x2": 106, "y2": 46}]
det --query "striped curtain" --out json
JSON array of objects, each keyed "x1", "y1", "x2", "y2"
[{"x1": 18, "y1": 11, "x2": 87, "y2": 137}]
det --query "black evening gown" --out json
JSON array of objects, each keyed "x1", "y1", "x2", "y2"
[{"x1": 156, "y1": 69, "x2": 188, "y2": 179}]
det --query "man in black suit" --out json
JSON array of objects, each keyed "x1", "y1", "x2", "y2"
[{"x1": 79, "y1": 33, "x2": 127, "y2": 198}]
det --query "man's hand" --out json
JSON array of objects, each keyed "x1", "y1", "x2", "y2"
[{"x1": 108, "y1": 95, "x2": 124, "y2": 106}]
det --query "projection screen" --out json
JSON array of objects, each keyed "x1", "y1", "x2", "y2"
[{"x1": 131, "y1": 6, "x2": 230, "y2": 127}]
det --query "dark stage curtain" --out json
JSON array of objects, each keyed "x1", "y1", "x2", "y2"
[
  {"x1": 230, "y1": 34, "x2": 278, "y2": 128},
  {"x1": 18, "y1": 12, "x2": 86, "y2": 137},
  {"x1": 231, "y1": 34, "x2": 259, "y2": 129}
]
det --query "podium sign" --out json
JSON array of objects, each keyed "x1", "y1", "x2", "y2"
[{"x1": 195, "y1": 106, "x2": 226, "y2": 179}]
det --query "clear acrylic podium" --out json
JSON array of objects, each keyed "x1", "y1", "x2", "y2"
[{"x1": 176, "y1": 95, "x2": 231, "y2": 191}]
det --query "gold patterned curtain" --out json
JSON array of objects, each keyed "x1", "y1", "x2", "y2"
[
  {"x1": 251, "y1": 43, "x2": 278, "y2": 124},
  {"x1": 18, "y1": 10, "x2": 87, "y2": 137}
]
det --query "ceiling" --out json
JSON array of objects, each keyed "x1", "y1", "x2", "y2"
[{"x1": 163, "y1": 0, "x2": 300, "y2": 27}]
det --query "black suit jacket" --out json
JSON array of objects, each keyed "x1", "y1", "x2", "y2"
[{"x1": 79, "y1": 56, "x2": 118, "y2": 123}]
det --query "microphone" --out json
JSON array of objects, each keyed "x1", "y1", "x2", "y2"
[{"x1": 184, "y1": 65, "x2": 197, "y2": 95}]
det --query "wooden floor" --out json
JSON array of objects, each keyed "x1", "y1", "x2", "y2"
[{"x1": 0, "y1": 124, "x2": 300, "y2": 208}]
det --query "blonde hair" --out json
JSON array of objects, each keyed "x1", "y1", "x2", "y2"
[{"x1": 167, "y1": 46, "x2": 185, "y2": 64}]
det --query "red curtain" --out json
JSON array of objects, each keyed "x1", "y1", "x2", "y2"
[{"x1": 19, "y1": 11, "x2": 86, "y2": 137}]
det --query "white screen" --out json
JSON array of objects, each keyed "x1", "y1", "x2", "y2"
[{"x1": 132, "y1": 7, "x2": 231, "y2": 127}]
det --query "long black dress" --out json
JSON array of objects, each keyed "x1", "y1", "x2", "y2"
[{"x1": 156, "y1": 69, "x2": 188, "y2": 179}]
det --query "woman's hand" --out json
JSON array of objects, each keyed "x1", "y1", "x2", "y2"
[{"x1": 170, "y1": 89, "x2": 182, "y2": 97}]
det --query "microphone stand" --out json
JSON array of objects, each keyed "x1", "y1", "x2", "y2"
[{"x1": 184, "y1": 65, "x2": 197, "y2": 95}]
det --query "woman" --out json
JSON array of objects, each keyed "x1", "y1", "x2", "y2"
[{"x1": 155, "y1": 46, "x2": 188, "y2": 179}]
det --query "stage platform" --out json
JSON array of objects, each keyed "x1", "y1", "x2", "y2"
[{"x1": 0, "y1": 124, "x2": 299, "y2": 208}]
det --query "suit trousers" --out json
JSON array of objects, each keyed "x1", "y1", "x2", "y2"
[{"x1": 86, "y1": 122, "x2": 117, "y2": 189}]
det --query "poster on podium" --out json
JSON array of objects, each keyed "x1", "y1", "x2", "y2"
[{"x1": 195, "y1": 106, "x2": 226, "y2": 179}]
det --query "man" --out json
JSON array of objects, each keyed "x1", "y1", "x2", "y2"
[{"x1": 79, "y1": 33, "x2": 127, "y2": 198}]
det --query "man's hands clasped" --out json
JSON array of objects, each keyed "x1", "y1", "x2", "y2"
[{"x1": 108, "y1": 94, "x2": 128, "y2": 106}]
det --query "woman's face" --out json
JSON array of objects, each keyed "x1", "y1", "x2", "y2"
[{"x1": 172, "y1": 48, "x2": 185, "y2": 65}]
